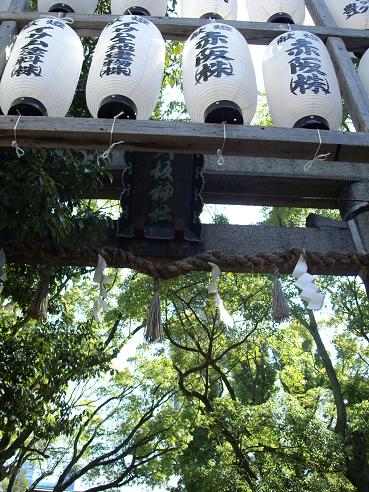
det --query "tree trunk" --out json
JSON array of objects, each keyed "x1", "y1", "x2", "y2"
[
  {"x1": 346, "y1": 431, "x2": 369, "y2": 492},
  {"x1": 306, "y1": 310, "x2": 347, "y2": 437}
]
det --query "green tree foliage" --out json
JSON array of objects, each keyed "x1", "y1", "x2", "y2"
[{"x1": 1, "y1": 4, "x2": 369, "y2": 491}]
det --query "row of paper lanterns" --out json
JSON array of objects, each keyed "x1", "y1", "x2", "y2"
[
  {"x1": 36, "y1": 0, "x2": 369, "y2": 30},
  {"x1": 2, "y1": 15, "x2": 369, "y2": 129},
  {"x1": 37, "y1": 0, "x2": 306, "y2": 23}
]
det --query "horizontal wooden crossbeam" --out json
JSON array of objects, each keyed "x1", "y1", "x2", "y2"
[
  {"x1": 1, "y1": 12, "x2": 369, "y2": 51},
  {"x1": 1, "y1": 116, "x2": 369, "y2": 162},
  {"x1": 1, "y1": 223, "x2": 367, "y2": 277},
  {"x1": 97, "y1": 153, "x2": 369, "y2": 208}
]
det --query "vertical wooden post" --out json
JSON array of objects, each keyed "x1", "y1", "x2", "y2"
[
  {"x1": 306, "y1": 0, "x2": 369, "y2": 133},
  {"x1": 0, "y1": 0, "x2": 28, "y2": 77},
  {"x1": 306, "y1": 0, "x2": 369, "y2": 299}
]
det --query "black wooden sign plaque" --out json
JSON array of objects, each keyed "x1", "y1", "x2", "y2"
[{"x1": 117, "y1": 152, "x2": 204, "y2": 241}]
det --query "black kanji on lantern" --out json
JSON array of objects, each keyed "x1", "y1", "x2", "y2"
[
  {"x1": 282, "y1": 32, "x2": 330, "y2": 96},
  {"x1": 343, "y1": 1, "x2": 369, "y2": 19},
  {"x1": 194, "y1": 25, "x2": 234, "y2": 85},
  {"x1": 118, "y1": 152, "x2": 204, "y2": 241},
  {"x1": 11, "y1": 20, "x2": 64, "y2": 78},
  {"x1": 100, "y1": 16, "x2": 149, "y2": 78}
]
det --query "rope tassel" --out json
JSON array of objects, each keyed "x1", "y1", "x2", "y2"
[
  {"x1": 145, "y1": 278, "x2": 164, "y2": 343},
  {"x1": 29, "y1": 271, "x2": 50, "y2": 320},
  {"x1": 272, "y1": 270, "x2": 290, "y2": 322}
]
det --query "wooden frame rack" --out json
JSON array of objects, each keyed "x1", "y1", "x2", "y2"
[{"x1": 0, "y1": 0, "x2": 369, "y2": 286}]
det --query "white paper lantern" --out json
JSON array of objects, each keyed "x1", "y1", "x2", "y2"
[
  {"x1": 38, "y1": 0, "x2": 98, "y2": 14},
  {"x1": 111, "y1": 0, "x2": 168, "y2": 16},
  {"x1": 245, "y1": 0, "x2": 305, "y2": 24},
  {"x1": 183, "y1": 23, "x2": 257, "y2": 124},
  {"x1": 0, "y1": 17, "x2": 83, "y2": 117},
  {"x1": 86, "y1": 16, "x2": 165, "y2": 119},
  {"x1": 358, "y1": 48, "x2": 369, "y2": 99},
  {"x1": 180, "y1": 0, "x2": 238, "y2": 20},
  {"x1": 324, "y1": 0, "x2": 369, "y2": 29},
  {"x1": 263, "y1": 30, "x2": 342, "y2": 129}
]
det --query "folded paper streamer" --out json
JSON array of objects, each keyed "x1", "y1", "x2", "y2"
[
  {"x1": 208, "y1": 262, "x2": 234, "y2": 327},
  {"x1": 292, "y1": 254, "x2": 325, "y2": 310},
  {"x1": 93, "y1": 254, "x2": 111, "y2": 322},
  {"x1": 0, "y1": 249, "x2": 6, "y2": 294}
]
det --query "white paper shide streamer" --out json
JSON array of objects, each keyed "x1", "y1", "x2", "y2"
[
  {"x1": 93, "y1": 254, "x2": 111, "y2": 323},
  {"x1": 0, "y1": 18, "x2": 83, "y2": 117},
  {"x1": 0, "y1": 249, "x2": 6, "y2": 295},
  {"x1": 111, "y1": 0, "x2": 168, "y2": 16},
  {"x1": 263, "y1": 30, "x2": 342, "y2": 130},
  {"x1": 324, "y1": 0, "x2": 369, "y2": 30},
  {"x1": 180, "y1": 0, "x2": 238, "y2": 20},
  {"x1": 183, "y1": 23, "x2": 257, "y2": 124},
  {"x1": 38, "y1": 0, "x2": 98, "y2": 14},
  {"x1": 292, "y1": 254, "x2": 325, "y2": 310},
  {"x1": 208, "y1": 262, "x2": 234, "y2": 327},
  {"x1": 86, "y1": 16, "x2": 165, "y2": 120},
  {"x1": 245, "y1": 0, "x2": 305, "y2": 24}
]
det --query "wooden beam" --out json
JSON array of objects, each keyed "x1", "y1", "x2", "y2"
[
  {"x1": 1, "y1": 11, "x2": 369, "y2": 50},
  {"x1": 94, "y1": 153, "x2": 369, "y2": 208},
  {"x1": 2, "y1": 116, "x2": 369, "y2": 162},
  {"x1": 2, "y1": 223, "x2": 367, "y2": 277},
  {"x1": 305, "y1": 0, "x2": 337, "y2": 27}
]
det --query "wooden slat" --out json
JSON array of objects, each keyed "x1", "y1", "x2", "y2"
[
  {"x1": 1, "y1": 116, "x2": 369, "y2": 161},
  {"x1": 2, "y1": 223, "x2": 366, "y2": 276},
  {"x1": 1, "y1": 11, "x2": 369, "y2": 50}
]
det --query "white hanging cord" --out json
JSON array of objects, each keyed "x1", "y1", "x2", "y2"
[
  {"x1": 279, "y1": 23, "x2": 293, "y2": 32},
  {"x1": 11, "y1": 112, "x2": 25, "y2": 158},
  {"x1": 97, "y1": 111, "x2": 125, "y2": 165},
  {"x1": 216, "y1": 122, "x2": 227, "y2": 166},
  {"x1": 304, "y1": 129, "x2": 331, "y2": 172},
  {"x1": 39, "y1": 14, "x2": 73, "y2": 23},
  {"x1": 61, "y1": 16, "x2": 74, "y2": 24}
]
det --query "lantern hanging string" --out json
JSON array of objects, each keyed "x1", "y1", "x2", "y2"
[
  {"x1": 304, "y1": 129, "x2": 331, "y2": 172},
  {"x1": 97, "y1": 111, "x2": 125, "y2": 165},
  {"x1": 217, "y1": 122, "x2": 227, "y2": 166},
  {"x1": 279, "y1": 23, "x2": 293, "y2": 32},
  {"x1": 11, "y1": 112, "x2": 24, "y2": 159},
  {"x1": 39, "y1": 14, "x2": 74, "y2": 23}
]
